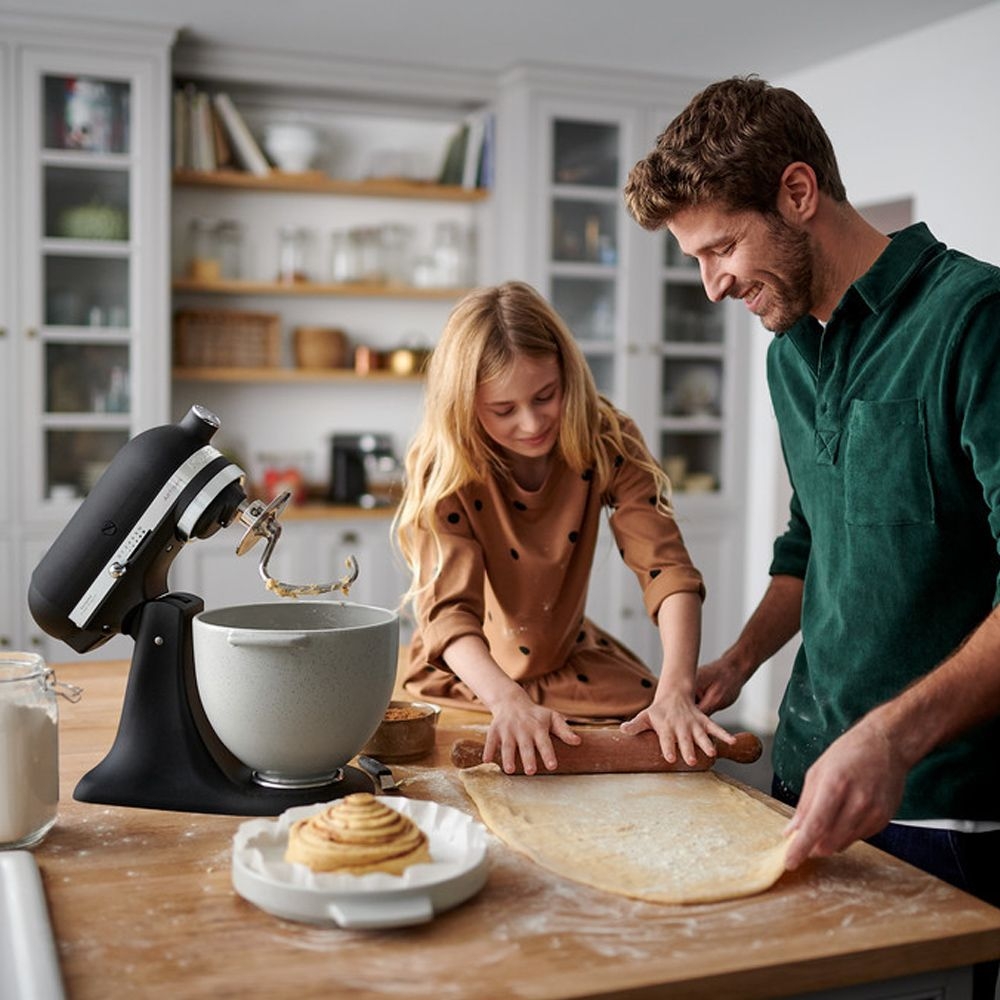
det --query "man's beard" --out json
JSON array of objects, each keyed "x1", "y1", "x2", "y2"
[{"x1": 758, "y1": 214, "x2": 816, "y2": 333}]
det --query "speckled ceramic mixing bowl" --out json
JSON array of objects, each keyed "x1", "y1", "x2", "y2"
[{"x1": 192, "y1": 601, "x2": 398, "y2": 786}]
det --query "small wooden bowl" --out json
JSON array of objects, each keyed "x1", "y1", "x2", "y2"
[{"x1": 361, "y1": 700, "x2": 440, "y2": 761}]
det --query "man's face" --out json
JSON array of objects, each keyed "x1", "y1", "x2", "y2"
[{"x1": 667, "y1": 204, "x2": 815, "y2": 333}]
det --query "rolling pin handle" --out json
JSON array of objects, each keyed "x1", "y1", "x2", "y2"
[
  {"x1": 452, "y1": 739, "x2": 487, "y2": 770},
  {"x1": 718, "y1": 731, "x2": 763, "y2": 764}
]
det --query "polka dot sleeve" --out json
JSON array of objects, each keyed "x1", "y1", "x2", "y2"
[
  {"x1": 606, "y1": 428, "x2": 705, "y2": 621},
  {"x1": 412, "y1": 497, "x2": 490, "y2": 667}
]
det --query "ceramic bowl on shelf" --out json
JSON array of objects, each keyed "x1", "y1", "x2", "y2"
[
  {"x1": 57, "y1": 200, "x2": 128, "y2": 240},
  {"x1": 264, "y1": 123, "x2": 320, "y2": 173}
]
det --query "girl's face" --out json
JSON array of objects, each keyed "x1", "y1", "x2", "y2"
[{"x1": 475, "y1": 353, "x2": 563, "y2": 465}]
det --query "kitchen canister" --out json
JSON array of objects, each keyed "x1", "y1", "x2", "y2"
[{"x1": 0, "y1": 652, "x2": 82, "y2": 850}]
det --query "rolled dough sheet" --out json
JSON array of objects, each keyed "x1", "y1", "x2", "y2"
[{"x1": 459, "y1": 765, "x2": 793, "y2": 905}]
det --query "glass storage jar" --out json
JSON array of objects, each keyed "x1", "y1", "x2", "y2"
[
  {"x1": 216, "y1": 220, "x2": 245, "y2": 280},
  {"x1": 277, "y1": 226, "x2": 311, "y2": 283},
  {"x1": 187, "y1": 217, "x2": 220, "y2": 282},
  {"x1": 378, "y1": 223, "x2": 414, "y2": 285},
  {"x1": 0, "y1": 653, "x2": 82, "y2": 850},
  {"x1": 329, "y1": 230, "x2": 353, "y2": 282}
]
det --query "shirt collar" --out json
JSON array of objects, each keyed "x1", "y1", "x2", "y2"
[
  {"x1": 851, "y1": 221, "x2": 943, "y2": 315},
  {"x1": 777, "y1": 222, "x2": 943, "y2": 341}
]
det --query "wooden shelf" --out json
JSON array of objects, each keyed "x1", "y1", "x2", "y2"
[
  {"x1": 660, "y1": 414, "x2": 724, "y2": 433},
  {"x1": 173, "y1": 168, "x2": 489, "y2": 202},
  {"x1": 278, "y1": 502, "x2": 397, "y2": 521},
  {"x1": 172, "y1": 277, "x2": 468, "y2": 300},
  {"x1": 172, "y1": 366, "x2": 422, "y2": 383}
]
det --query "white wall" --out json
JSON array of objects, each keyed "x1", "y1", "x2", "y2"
[
  {"x1": 738, "y1": 1, "x2": 1000, "y2": 730},
  {"x1": 781, "y1": 3, "x2": 1000, "y2": 265}
]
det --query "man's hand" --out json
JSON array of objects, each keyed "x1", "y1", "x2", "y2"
[
  {"x1": 783, "y1": 714, "x2": 908, "y2": 869},
  {"x1": 694, "y1": 656, "x2": 746, "y2": 715}
]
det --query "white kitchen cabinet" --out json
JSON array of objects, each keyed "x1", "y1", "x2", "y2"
[
  {"x1": 1, "y1": 23, "x2": 752, "y2": 679},
  {"x1": 495, "y1": 66, "x2": 749, "y2": 670},
  {"x1": 10, "y1": 20, "x2": 173, "y2": 513},
  {"x1": 0, "y1": 12, "x2": 173, "y2": 660},
  {"x1": 1, "y1": 40, "x2": 11, "y2": 563}
]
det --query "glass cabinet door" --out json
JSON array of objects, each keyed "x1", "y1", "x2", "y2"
[
  {"x1": 540, "y1": 108, "x2": 735, "y2": 499},
  {"x1": 545, "y1": 117, "x2": 622, "y2": 397},
  {"x1": 24, "y1": 66, "x2": 138, "y2": 506},
  {"x1": 658, "y1": 231, "x2": 728, "y2": 494}
]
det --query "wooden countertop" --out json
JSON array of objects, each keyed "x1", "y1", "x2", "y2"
[{"x1": 34, "y1": 659, "x2": 1000, "y2": 999}]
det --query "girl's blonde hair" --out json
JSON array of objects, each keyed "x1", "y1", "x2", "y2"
[{"x1": 393, "y1": 281, "x2": 670, "y2": 601}]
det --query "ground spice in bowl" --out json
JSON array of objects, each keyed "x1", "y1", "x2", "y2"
[
  {"x1": 383, "y1": 705, "x2": 428, "y2": 722},
  {"x1": 362, "y1": 700, "x2": 440, "y2": 761}
]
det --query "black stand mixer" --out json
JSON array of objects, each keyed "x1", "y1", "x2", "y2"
[{"x1": 29, "y1": 405, "x2": 374, "y2": 815}]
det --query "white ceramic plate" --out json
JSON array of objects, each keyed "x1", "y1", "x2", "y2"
[{"x1": 231, "y1": 797, "x2": 489, "y2": 929}]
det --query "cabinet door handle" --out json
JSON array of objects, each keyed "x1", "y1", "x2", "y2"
[{"x1": 25, "y1": 327, "x2": 38, "y2": 339}]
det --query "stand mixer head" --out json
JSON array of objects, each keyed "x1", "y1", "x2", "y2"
[
  {"x1": 29, "y1": 404, "x2": 356, "y2": 652},
  {"x1": 27, "y1": 405, "x2": 388, "y2": 816}
]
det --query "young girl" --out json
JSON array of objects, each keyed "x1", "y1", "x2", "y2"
[{"x1": 394, "y1": 281, "x2": 733, "y2": 774}]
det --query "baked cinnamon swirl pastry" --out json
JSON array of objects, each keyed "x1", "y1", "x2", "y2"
[{"x1": 285, "y1": 793, "x2": 431, "y2": 874}]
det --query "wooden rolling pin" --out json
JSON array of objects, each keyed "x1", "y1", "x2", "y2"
[{"x1": 451, "y1": 728, "x2": 762, "y2": 774}]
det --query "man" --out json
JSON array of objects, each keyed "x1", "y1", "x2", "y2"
[{"x1": 625, "y1": 75, "x2": 1000, "y2": 996}]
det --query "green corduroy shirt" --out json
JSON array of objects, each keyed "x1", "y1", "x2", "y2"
[{"x1": 767, "y1": 222, "x2": 1000, "y2": 821}]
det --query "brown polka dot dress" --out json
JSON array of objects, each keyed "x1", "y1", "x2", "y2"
[{"x1": 403, "y1": 419, "x2": 705, "y2": 720}]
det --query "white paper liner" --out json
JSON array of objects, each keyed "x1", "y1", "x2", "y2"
[{"x1": 231, "y1": 798, "x2": 489, "y2": 926}]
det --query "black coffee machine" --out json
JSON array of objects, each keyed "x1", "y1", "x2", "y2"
[{"x1": 328, "y1": 433, "x2": 399, "y2": 508}]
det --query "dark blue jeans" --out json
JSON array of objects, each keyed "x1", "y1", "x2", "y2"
[{"x1": 772, "y1": 775, "x2": 1000, "y2": 999}]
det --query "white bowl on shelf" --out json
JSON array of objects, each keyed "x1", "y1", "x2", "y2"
[{"x1": 264, "y1": 123, "x2": 320, "y2": 173}]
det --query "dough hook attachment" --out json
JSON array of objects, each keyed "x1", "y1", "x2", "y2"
[{"x1": 233, "y1": 490, "x2": 359, "y2": 598}]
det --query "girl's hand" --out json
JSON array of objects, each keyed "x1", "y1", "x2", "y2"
[
  {"x1": 620, "y1": 690, "x2": 734, "y2": 766},
  {"x1": 483, "y1": 691, "x2": 582, "y2": 775}
]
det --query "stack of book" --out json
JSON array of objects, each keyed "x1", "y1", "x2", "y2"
[
  {"x1": 437, "y1": 110, "x2": 495, "y2": 189},
  {"x1": 173, "y1": 85, "x2": 271, "y2": 177}
]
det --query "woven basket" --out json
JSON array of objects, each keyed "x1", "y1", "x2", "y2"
[
  {"x1": 294, "y1": 326, "x2": 349, "y2": 369},
  {"x1": 174, "y1": 309, "x2": 281, "y2": 368}
]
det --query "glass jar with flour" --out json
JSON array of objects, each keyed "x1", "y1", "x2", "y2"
[{"x1": 0, "y1": 653, "x2": 82, "y2": 850}]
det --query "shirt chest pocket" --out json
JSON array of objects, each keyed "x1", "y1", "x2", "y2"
[{"x1": 844, "y1": 398, "x2": 935, "y2": 526}]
